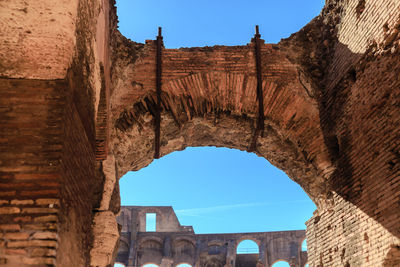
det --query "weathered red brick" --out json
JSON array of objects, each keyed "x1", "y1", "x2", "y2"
[
  {"x1": 13, "y1": 173, "x2": 60, "y2": 181},
  {"x1": 10, "y1": 199, "x2": 34, "y2": 205},
  {"x1": 0, "y1": 200, "x2": 8, "y2": 206},
  {"x1": 4, "y1": 248, "x2": 27, "y2": 255},
  {"x1": 21, "y1": 208, "x2": 58, "y2": 214},
  {"x1": 33, "y1": 215, "x2": 58, "y2": 223},
  {"x1": 0, "y1": 191, "x2": 16, "y2": 197},
  {"x1": 24, "y1": 223, "x2": 57, "y2": 231},
  {"x1": 31, "y1": 232, "x2": 57, "y2": 240},
  {"x1": 21, "y1": 256, "x2": 56, "y2": 265},
  {"x1": 13, "y1": 216, "x2": 32, "y2": 223},
  {"x1": 31, "y1": 247, "x2": 57, "y2": 257},
  {"x1": 35, "y1": 198, "x2": 60, "y2": 206},
  {"x1": 0, "y1": 207, "x2": 20, "y2": 214},
  {"x1": 4, "y1": 232, "x2": 29, "y2": 240},
  {"x1": 0, "y1": 224, "x2": 21, "y2": 231},
  {"x1": 20, "y1": 189, "x2": 59, "y2": 197},
  {"x1": 7, "y1": 240, "x2": 57, "y2": 248}
]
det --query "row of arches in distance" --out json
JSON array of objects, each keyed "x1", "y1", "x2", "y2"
[
  {"x1": 115, "y1": 262, "x2": 307, "y2": 267},
  {"x1": 115, "y1": 240, "x2": 308, "y2": 267},
  {"x1": 235, "y1": 239, "x2": 307, "y2": 254}
]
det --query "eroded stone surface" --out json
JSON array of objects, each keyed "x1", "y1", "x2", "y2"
[
  {"x1": 0, "y1": 0, "x2": 79, "y2": 79},
  {"x1": 90, "y1": 211, "x2": 119, "y2": 267}
]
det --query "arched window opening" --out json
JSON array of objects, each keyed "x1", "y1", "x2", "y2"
[
  {"x1": 176, "y1": 264, "x2": 192, "y2": 267},
  {"x1": 236, "y1": 240, "x2": 259, "y2": 254},
  {"x1": 142, "y1": 264, "x2": 159, "y2": 267},
  {"x1": 173, "y1": 240, "x2": 195, "y2": 257},
  {"x1": 114, "y1": 263, "x2": 126, "y2": 267},
  {"x1": 272, "y1": 260, "x2": 290, "y2": 267},
  {"x1": 301, "y1": 239, "x2": 307, "y2": 251},
  {"x1": 304, "y1": 264, "x2": 309, "y2": 267}
]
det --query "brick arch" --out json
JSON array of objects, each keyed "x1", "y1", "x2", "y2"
[
  {"x1": 138, "y1": 236, "x2": 164, "y2": 248},
  {"x1": 137, "y1": 238, "x2": 164, "y2": 267},
  {"x1": 111, "y1": 42, "x2": 333, "y2": 206},
  {"x1": 172, "y1": 238, "x2": 196, "y2": 266},
  {"x1": 175, "y1": 262, "x2": 193, "y2": 267},
  {"x1": 201, "y1": 256, "x2": 226, "y2": 267},
  {"x1": 271, "y1": 259, "x2": 290, "y2": 266},
  {"x1": 119, "y1": 237, "x2": 130, "y2": 251},
  {"x1": 235, "y1": 236, "x2": 262, "y2": 247},
  {"x1": 173, "y1": 236, "x2": 196, "y2": 247}
]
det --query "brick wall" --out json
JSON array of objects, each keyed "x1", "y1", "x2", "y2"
[
  {"x1": 0, "y1": 78, "x2": 98, "y2": 266},
  {"x1": 57, "y1": 85, "x2": 97, "y2": 266},
  {"x1": 307, "y1": 48, "x2": 400, "y2": 266},
  {"x1": 0, "y1": 79, "x2": 65, "y2": 266},
  {"x1": 325, "y1": 0, "x2": 400, "y2": 91},
  {"x1": 306, "y1": 0, "x2": 400, "y2": 265}
]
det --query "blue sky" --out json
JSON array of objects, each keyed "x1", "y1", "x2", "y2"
[
  {"x1": 116, "y1": 0, "x2": 324, "y2": 47},
  {"x1": 115, "y1": 1, "x2": 323, "y2": 266}
]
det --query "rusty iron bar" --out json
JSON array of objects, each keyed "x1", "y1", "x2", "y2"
[
  {"x1": 248, "y1": 25, "x2": 265, "y2": 152},
  {"x1": 154, "y1": 27, "x2": 163, "y2": 159}
]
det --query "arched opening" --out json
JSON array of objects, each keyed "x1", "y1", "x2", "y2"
[
  {"x1": 116, "y1": 147, "x2": 314, "y2": 267},
  {"x1": 142, "y1": 264, "x2": 159, "y2": 267},
  {"x1": 235, "y1": 239, "x2": 259, "y2": 267},
  {"x1": 173, "y1": 239, "x2": 196, "y2": 264},
  {"x1": 301, "y1": 239, "x2": 307, "y2": 251},
  {"x1": 114, "y1": 263, "x2": 126, "y2": 267},
  {"x1": 176, "y1": 264, "x2": 193, "y2": 267},
  {"x1": 137, "y1": 239, "x2": 163, "y2": 267},
  {"x1": 272, "y1": 260, "x2": 290, "y2": 267},
  {"x1": 112, "y1": 0, "x2": 332, "y2": 209},
  {"x1": 111, "y1": 5, "x2": 328, "y2": 267},
  {"x1": 119, "y1": 147, "x2": 316, "y2": 233},
  {"x1": 236, "y1": 240, "x2": 259, "y2": 254}
]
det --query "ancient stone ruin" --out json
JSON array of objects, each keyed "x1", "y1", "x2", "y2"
[
  {"x1": 0, "y1": 0, "x2": 399, "y2": 266},
  {"x1": 116, "y1": 206, "x2": 307, "y2": 267}
]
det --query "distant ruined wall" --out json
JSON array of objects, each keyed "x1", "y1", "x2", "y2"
[{"x1": 116, "y1": 207, "x2": 306, "y2": 267}]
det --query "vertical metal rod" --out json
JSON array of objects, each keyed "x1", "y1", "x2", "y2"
[
  {"x1": 249, "y1": 25, "x2": 265, "y2": 152},
  {"x1": 154, "y1": 27, "x2": 163, "y2": 159}
]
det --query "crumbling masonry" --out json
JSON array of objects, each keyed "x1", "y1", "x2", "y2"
[{"x1": 0, "y1": 0, "x2": 400, "y2": 266}]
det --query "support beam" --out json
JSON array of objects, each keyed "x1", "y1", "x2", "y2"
[
  {"x1": 248, "y1": 25, "x2": 265, "y2": 152},
  {"x1": 154, "y1": 27, "x2": 163, "y2": 159}
]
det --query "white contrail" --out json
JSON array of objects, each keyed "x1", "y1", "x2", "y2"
[{"x1": 175, "y1": 200, "x2": 309, "y2": 217}]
